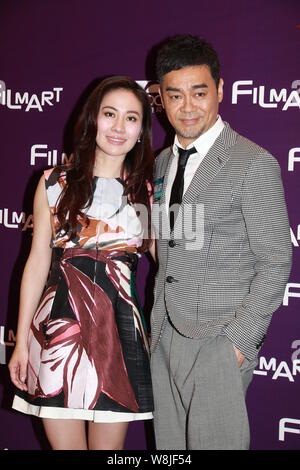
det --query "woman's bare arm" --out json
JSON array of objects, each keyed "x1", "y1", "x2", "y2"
[{"x1": 8, "y1": 175, "x2": 52, "y2": 390}]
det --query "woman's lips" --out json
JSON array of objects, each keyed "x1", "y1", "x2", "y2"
[{"x1": 106, "y1": 136, "x2": 127, "y2": 145}]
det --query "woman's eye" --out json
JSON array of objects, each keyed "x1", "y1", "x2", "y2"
[
  {"x1": 127, "y1": 116, "x2": 137, "y2": 122},
  {"x1": 104, "y1": 112, "x2": 114, "y2": 117}
]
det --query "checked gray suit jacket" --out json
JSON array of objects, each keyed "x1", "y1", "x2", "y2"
[{"x1": 150, "y1": 122, "x2": 292, "y2": 360}]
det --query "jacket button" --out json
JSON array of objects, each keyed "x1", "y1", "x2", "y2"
[
  {"x1": 168, "y1": 240, "x2": 176, "y2": 247},
  {"x1": 166, "y1": 276, "x2": 176, "y2": 283}
]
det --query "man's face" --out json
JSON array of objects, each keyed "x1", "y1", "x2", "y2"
[{"x1": 159, "y1": 65, "x2": 224, "y2": 148}]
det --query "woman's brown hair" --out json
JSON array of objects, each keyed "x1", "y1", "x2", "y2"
[{"x1": 56, "y1": 76, "x2": 154, "y2": 251}]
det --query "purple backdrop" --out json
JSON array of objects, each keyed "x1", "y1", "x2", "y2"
[{"x1": 1, "y1": 0, "x2": 299, "y2": 450}]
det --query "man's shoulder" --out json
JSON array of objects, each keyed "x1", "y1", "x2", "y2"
[
  {"x1": 224, "y1": 122, "x2": 278, "y2": 168},
  {"x1": 236, "y1": 133, "x2": 269, "y2": 156}
]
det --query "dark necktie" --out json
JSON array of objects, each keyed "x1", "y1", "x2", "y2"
[{"x1": 169, "y1": 146, "x2": 197, "y2": 232}]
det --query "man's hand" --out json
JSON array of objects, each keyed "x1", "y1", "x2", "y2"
[{"x1": 233, "y1": 344, "x2": 245, "y2": 367}]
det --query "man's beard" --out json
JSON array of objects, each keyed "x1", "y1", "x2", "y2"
[{"x1": 176, "y1": 126, "x2": 205, "y2": 140}]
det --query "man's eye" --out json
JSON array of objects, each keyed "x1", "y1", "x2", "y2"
[
  {"x1": 170, "y1": 95, "x2": 181, "y2": 100},
  {"x1": 196, "y1": 92, "x2": 205, "y2": 97}
]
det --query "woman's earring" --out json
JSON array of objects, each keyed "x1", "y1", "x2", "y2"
[{"x1": 137, "y1": 138, "x2": 141, "y2": 143}]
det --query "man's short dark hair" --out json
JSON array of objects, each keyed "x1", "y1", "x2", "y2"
[{"x1": 156, "y1": 35, "x2": 220, "y2": 89}]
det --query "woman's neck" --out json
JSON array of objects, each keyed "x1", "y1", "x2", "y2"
[{"x1": 93, "y1": 151, "x2": 125, "y2": 178}]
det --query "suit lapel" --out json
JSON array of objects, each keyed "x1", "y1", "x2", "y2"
[
  {"x1": 182, "y1": 122, "x2": 237, "y2": 205},
  {"x1": 157, "y1": 122, "x2": 238, "y2": 235}
]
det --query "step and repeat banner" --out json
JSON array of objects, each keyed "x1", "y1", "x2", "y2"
[{"x1": 0, "y1": 0, "x2": 299, "y2": 450}]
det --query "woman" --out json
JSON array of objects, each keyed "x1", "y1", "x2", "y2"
[{"x1": 8, "y1": 76, "x2": 154, "y2": 450}]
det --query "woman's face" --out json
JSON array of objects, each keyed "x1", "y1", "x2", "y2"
[{"x1": 95, "y1": 88, "x2": 143, "y2": 161}]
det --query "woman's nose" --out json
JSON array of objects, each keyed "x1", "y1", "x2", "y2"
[{"x1": 111, "y1": 116, "x2": 125, "y2": 133}]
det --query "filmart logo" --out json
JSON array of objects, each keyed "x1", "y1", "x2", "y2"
[
  {"x1": 232, "y1": 80, "x2": 300, "y2": 110},
  {"x1": 291, "y1": 226, "x2": 300, "y2": 247},
  {"x1": 254, "y1": 356, "x2": 300, "y2": 382},
  {"x1": 0, "y1": 80, "x2": 63, "y2": 112},
  {"x1": 30, "y1": 144, "x2": 73, "y2": 166},
  {"x1": 0, "y1": 208, "x2": 33, "y2": 230},
  {"x1": 288, "y1": 148, "x2": 300, "y2": 171}
]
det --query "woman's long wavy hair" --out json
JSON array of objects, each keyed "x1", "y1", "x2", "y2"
[{"x1": 56, "y1": 76, "x2": 154, "y2": 252}]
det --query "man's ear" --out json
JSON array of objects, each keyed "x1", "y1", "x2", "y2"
[{"x1": 218, "y1": 78, "x2": 224, "y2": 104}]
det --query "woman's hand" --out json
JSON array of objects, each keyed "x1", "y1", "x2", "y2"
[{"x1": 8, "y1": 344, "x2": 29, "y2": 391}]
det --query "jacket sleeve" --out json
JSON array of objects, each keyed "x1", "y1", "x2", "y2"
[{"x1": 223, "y1": 151, "x2": 292, "y2": 360}]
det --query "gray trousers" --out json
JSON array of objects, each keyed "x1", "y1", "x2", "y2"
[{"x1": 150, "y1": 318, "x2": 258, "y2": 450}]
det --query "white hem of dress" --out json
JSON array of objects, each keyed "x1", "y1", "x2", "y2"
[{"x1": 12, "y1": 396, "x2": 153, "y2": 423}]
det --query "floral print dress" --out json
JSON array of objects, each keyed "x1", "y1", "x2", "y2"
[{"x1": 12, "y1": 167, "x2": 153, "y2": 422}]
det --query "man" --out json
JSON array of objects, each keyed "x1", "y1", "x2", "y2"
[{"x1": 150, "y1": 35, "x2": 292, "y2": 450}]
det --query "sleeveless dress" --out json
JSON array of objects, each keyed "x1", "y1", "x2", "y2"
[{"x1": 12, "y1": 167, "x2": 154, "y2": 422}]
